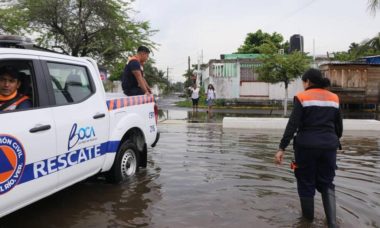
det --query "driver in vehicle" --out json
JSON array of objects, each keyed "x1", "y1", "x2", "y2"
[{"x1": 0, "y1": 65, "x2": 32, "y2": 111}]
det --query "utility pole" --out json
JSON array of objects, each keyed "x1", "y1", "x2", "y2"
[
  {"x1": 197, "y1": 50, "x2": 203, "y2": 86},
  {"x1": 166, "y1": 66, "x2": 173, "y2": 88},
  {"x1": 201, "y1": 49, "x2": 203, "y2": 65},
  {"x1": 188, "y1": 56, "x2": 190, "y2": 72},
  {"x1": 167, "y1": 66, "x2": 169, "y2": 81},
  {"x1": 313, "y1": 39, "x2": 316, "y2": 68}
]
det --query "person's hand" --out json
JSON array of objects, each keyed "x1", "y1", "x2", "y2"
[
  {"x1": 274, "y1": 150, "x2": 284, "y2": 165},
  {"x1": 144, "y1": 91, "x2": 151, "y2": 96}
]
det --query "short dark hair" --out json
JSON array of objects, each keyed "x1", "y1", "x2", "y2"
[
  {"x1": 0, "y1": 66, "x2": 19, "y2": 80},
  {"x1": 301, "y1": 68, "x2": 330, "y2": 88},
  {"x1": 137, "y1": 46, "x2": 150, "y2": 53}
]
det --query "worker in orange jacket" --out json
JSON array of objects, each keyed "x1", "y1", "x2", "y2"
[
  {"x1": 0, "y1": 66, "x2": 32, "y2": 111},
  {"x1": 275, "y1": 68, "x2": 343, "y2": 228}
]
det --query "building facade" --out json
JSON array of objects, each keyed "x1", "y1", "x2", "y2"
[
  {"x1": 201, "y1": 54, "x2": 303, "y2": 101},
  {"x1": 320, "y1": 62, "x2": 380, "y2": 107}
]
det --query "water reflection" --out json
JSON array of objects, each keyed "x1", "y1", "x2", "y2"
[
  {"x1": 1, "y1": 124, "x2": 380, "y2": 227},
  {"x1": 1, "y1": 163, "x2": 163, "y2": 227},
  {"x1": 342, "y1": 111, "x2": 380, "y2": 120}
]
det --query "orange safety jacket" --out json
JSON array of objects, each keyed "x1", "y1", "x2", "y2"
[
  {"x1": 296, "y1": 88, "x2": 339, "y2": 109},
  {"x1": 128, "y1": 56, "x2": 144, "y2": 71},
  {"x1": 0, "y1": 95, "x2": 30, "y2": 111},
  {"x1": 279, "y1": 87, "x2": 343, "y2": 150}
]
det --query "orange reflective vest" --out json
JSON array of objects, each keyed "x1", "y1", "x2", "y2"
[
  {"x1": 279, "y1": 88, "x2": 342, "y2": 151},
  {"x1": 294, "y1": 88, "x2": 341, "y2": 149},
  {"x1": 296, "y1": 88, "x2": 339, "y2": 109},
  {"x1": 0, "y1": 95, "x2": 30, "y2": 111},
  {"x1": 128, "y1": 56, "x2": 144, "y2": 71}
]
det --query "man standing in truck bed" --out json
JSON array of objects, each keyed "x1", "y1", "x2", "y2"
[{"x1": 122, "y1": 46, "x2": 152, "y2": 96}]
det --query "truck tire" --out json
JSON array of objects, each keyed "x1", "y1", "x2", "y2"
[
  {"x1": 107, "y1": 141, "x2": 140, "y2": 184},
  {"x1": 140, "y1": 143, "x2": 148, "y2": 168}
]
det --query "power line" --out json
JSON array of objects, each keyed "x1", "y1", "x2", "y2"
[{"x1": 264, "y1": 0, "x2": 318, "y2": 29}]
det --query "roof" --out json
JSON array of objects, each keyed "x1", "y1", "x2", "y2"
[
  {"x1": 320, "y1": 61, "x2": 380, "y2": 67},
  {"x1": 0, "y1": 35, "x2": 67, "y2": 54},
  {"x1": 0, "y1": 47, "x2": 89, "y2": 64},
  {"x1": 221, "y1": 53, "x2": 264, "y2": 60},
  {"x1": 359, "y1": 55, "x2": 380, "y2": 59}
]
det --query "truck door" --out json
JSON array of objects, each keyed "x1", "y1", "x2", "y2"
[
  {"x1": 0, "y1": 58, "x2": 57, "y2": 216},
  {"x1": 42, "y1": 60, "x2": 109, "y2": 188}
]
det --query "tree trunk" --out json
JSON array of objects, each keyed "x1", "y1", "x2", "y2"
[{"x1": 283, "y1": 81, "x2": 289, "y2": 117}]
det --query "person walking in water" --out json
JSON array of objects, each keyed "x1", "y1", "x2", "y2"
[
  {"x1": 206, "y1": 84, "x2": 216, "y2": 118},
  {"x1": 274, "y1": 68, "x2": 342, "y2": 228},
  {"x1": 188, "y1": 83, "x2": 200, "y2": 113}
]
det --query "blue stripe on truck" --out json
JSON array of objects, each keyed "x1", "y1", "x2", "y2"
[{"x1": 18, "y1": 140, "x2": 120, "y2": 185}]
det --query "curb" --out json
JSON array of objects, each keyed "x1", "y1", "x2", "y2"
[{"x1": 222, "y1": 117, "x2": 380, "y2": 131}]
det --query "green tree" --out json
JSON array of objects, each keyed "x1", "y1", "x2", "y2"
[
  {"x1": 1, "y1": 0, "x2": 156, "y2": 67},
  {"x1": 332, "y1": 42, "x2": 361, "y2": 61},
  {"x1": 332, "y1": 35, "x2": 380, "y2": 61},
  {"x1": 256, "y1": 51, "x2": 310, "y2": 116},
  {"x1": 183, "y1": 69, "x2": 195, "y2": 89},
  {"x1": 368, "y1": 0, "x2": 380, "y2": 15},
  {"x1": 363, "y1": 32, "x2": 380, "y2": 51},
  {"x1": 332, "y1": 51, "x2": 355, "y2": 61},
  {"x1": 172, "y1": 81, "x2": 184, "y2": 93},
  {"x1": 0, "y1": 6, "x2": 28, "y2": 34},
  {"x1": 237, "y1": 29, "x2": 288, "y2": 54},
  {"x1": 143, "y1": 59, "x2": 170, "y2": 93}
]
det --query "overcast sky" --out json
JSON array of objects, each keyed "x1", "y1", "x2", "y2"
[{"x1": 132, "y1": 0, "x2": 380, "y2": 82}]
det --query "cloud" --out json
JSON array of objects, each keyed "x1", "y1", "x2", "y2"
[{"x1": 133, "y1": 0, "x2": 380, "y2": 82}]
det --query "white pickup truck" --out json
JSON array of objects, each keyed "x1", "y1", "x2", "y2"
[{"x1": 0, "y1": 37, "x2": 159, "y2": 217}]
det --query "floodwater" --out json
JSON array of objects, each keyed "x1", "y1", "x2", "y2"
[
  {"x1": 156, "y1": 94, "x2": 380, "y2": 121},
  {"x1": 1, "y1": 122, "x2": 380, "y2": 227}
]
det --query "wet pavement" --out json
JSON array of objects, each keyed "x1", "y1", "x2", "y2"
[{"x1": 1, "y1": 95, "x2": 380, "y2": 227}]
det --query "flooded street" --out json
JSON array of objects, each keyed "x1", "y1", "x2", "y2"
[{"x1": 1, "y1": 120, "x2": 380, "y2": 227}]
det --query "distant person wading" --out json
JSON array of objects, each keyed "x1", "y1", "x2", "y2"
[
  {"x1": 275, "y1": 68, "x2": 343, "y2": 228},
  {"x1": 188, "y1": 84, "x2": 200, "y2": 113},
  {"x1": 206, "y1": 84, "x2": 216, "y2": 118},
  {"x1": 122, "y1": 46, "x2": 152, "y2": 96}
]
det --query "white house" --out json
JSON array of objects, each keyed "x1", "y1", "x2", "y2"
[{"x1": 200, "y1": 53, "x2": 303, "y2": 101}]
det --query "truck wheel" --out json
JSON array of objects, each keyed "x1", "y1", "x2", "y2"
[
  {"x1": 107, "y1": 141, "x2": 139, "y2": 184},
  {"x1": 140, "y1": 143, "x2": 148, "y2": 168}
]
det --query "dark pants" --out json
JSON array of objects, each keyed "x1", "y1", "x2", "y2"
[
  {"x1": 124, "y1": 87, "x2": 144, "y2": 96},
  {"x1": 294, "y1": 147, "x2": 337, "y2": 198},
  {"x1": 192, "y1": 98, "x2": 199, "y2": 106}
]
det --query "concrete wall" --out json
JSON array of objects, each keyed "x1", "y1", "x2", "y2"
[
  {"x1": 212, "y1": 77, "x2": 240, "y2": 99},
  {"x1": 240, "y1": 82, "x2": 269, "y2": 97},
  {"x1": 269, "y1": 78, "x2": 303, "y2": 100},
  {"x1": 202, "y1": 59, "x2": 304, "y2": 100},
  {"x1": 203, "y1": 63, "x2": 240, "y2": 99},
  {"x1": 239, "y1": 79, "x2": 302, "y2": 100}
]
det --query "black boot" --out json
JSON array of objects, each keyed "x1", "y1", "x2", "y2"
[
  {"x1": 322, "y1": 188, "x2": 336, "y2": 228},
  {"x1": 300, "y1": 197, "x2": 314, "y2": 221}
]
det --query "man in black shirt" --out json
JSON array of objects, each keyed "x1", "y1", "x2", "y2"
[{"x1": 121, "y1": 46, "x2": 152, "y2": 96}]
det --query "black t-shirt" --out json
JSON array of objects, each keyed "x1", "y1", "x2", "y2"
[{"x1": 121, "y1": 60, "x2": 143, "y2": 93}]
